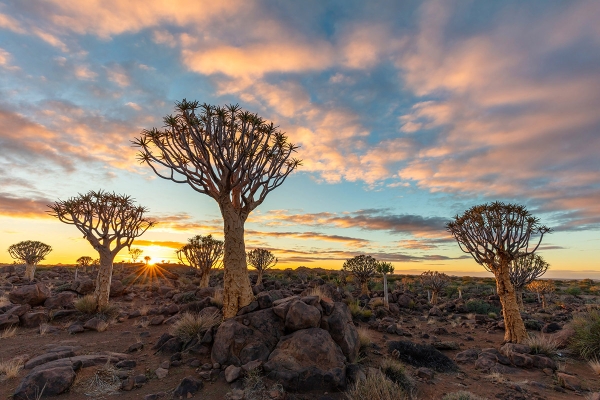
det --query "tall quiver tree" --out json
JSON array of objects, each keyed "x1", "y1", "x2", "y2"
[
  {"x1": 48, "y1": 191, "x2": 156, "y2": 310},
  {"x1": 343, "y1": 255, "x2": 378, "y2": 295},
  {"x1": 177, "y1": 235, "x2": 224, "y2": 288},
  {"x1": 376, "y1": 261, "x2": 394, "y2": 309},
  {"x1": 247, "y1": 248, "x2": 277, "y2": 286},
  {"x1": 420, "y1": 271, "x2": 450, "y2": 305},
  {"x1": 8, "y1": 241, "x2": 52, "y2": 282},
  {"x1": 447, "y1": 202, "x2": 551, "y2": 343},
  {"x1": 133, "y1": 101, "x2": 301, "y2": 318},
  {"x1": 509, "y1": 253, "x2": 549, "y2": 310}
]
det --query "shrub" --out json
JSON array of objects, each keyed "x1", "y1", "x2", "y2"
[
  {"x1": 0, "y1": 356, "x2": 24, "y2": 379},
  {"x1": 346, "y1": 369, "x2": 407, "y2": 400},
  {"x1": 569, "y1": 310, "x2": 600, "y2": 360},
  {"x1": 588, "y1": 359, "x2": 600, "y2": 375},
  {"x1": 524, "y1": 333, "x2": 559, "y2": 357},
  {"x1": 388, "y1": 341, "x2": 457, "y2": 372},
  {"x1": 465, "y1": 300, "x2": 499, "y2": 315},
  {"x1": 170, "y1": 310, "x2": 221, "y2": 342},
  {"x1": 442, "y1": 391, "x2": 488, "y2": 400},
  {"x1": 74, "y1": 295, "x2": 98, "y2": 314},
  {"x1": 380, "y1": 358, "x2": 415, "y2": 393},
  {"x1": 211, "y1": 288, "x2": 224, "y2": 308},
  {"x1": 566, "y1": 286, "x2": 582, "y2": 296},
  {"x1": 524, "y1": 319, "x2": 542, "y2": 331},
  {"x1": 357, "y1": 326, "x2": 372, "y2": 352},
  {"x1": 0, "y1": 326, "x2": 17, "y2": 339}
]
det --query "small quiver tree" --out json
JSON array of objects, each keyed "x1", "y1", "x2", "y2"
[
  {"x1": 420, "y1": 271, "x2": 449, "y2": 305},
  {"x1": 134, "y1": 101, "x2": 301, "y2": 318},
  {"x1": 376, "y1": 261, "x2": 394, "y2": 309},
  {"x1": 246, "y1": 248, "x2": 277, "y2": 286},
  {"x1": 526, "y1": 280, "x2": 555, "y2": 309},
  {"x1": 76, "y1": 256, "x2": 93, "y2": 280},
  {"x1": 343, "y1": 255, "x2": 378, "y2": 295},
  {"x1": 129, "y1": 248, "x2": 143, "y2": 263},
  {"x1": 8, "y1": 240, "x2": 52, "y2": 282},
  {"x1": 144, "y1": 255, "x2": 151, "y2": 266},
  {"x1": 446, "y1": 202, "x2": 551, "y2": 343},
  {"x1": 177, "y1": 235, "x2": 224, "y2": 288},
  {"x1": 48, "y1": 191, "x2": 156, "y2": 311},
  {"x1": 509, "y1": 253, "x2": 549, "y2": 310}
]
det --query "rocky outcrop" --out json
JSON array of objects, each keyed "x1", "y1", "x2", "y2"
[
  {"x1": 8, "y1": 283, "x2": 50, "y2": 306},
  {"x1": 320, "y1": 302, "x2": 359, "y2": 362}
]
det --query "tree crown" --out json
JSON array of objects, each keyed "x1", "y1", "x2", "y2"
[
  {"x1": 420, "y1": 270, "x2": 450, "y2": 291},
  {"x1": 8, "y1": 240, "x2": 52, "y2": 265},
  {"x1": 76, "y1": 256, "x2": 93, "y2": 267},
  {"x1": 509, "y1": 253, "x2": 549, "y2": 290},
  {"x1": 342, "y1": 255, "x2": 378, "y2": 281},
  {"x1": 177, "y1": 234, "x2": 224, "y2": 270},
  {"x1": 246, "y1": 248, "x2": 277, "y2": 272},
  {"x1": 376, "y1": 261, "x2": 395, "y2": 275}
]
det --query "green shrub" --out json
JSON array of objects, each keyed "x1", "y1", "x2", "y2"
[
  {"x1": 465, "y1": 300, "x2": 499, "y2": 315},
  {"x1": 524, "y1": 319, "x2": 542, "y2": 331},
  {"x1": 566, "y1": 286, "x2": 582, "y2": 296},
  {"x1": 569, "y1": 310, "x2": 600, "y2": 360}
]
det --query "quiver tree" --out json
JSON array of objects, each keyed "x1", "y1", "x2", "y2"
[
  {"x1": 376, "y1": 261, "x2": 394, "y2": 309},
  {"x1": 343, "y1": 255, "x2": 378, "y2": 295},
  {"x1": 527, "y1": 280, "x2": 555, "y2": 309},
  {"x1": 509, "y1": 253, "x2": 549, "y2": 309},
  {"x1": 134, "y1": 101, "x2": 301, "y2": 318},
  {"x1": 177, "y1": 235, "x2": 224, "y2": 288},
  {"x1": 129, "y1": 248, "x2": 143, "y2": 263},
  {"x1": 8, "y1": 241, "x2": 52, "y2": 282},
  {"x1": 76, "y1": 256, "x2": 93, "y2": 279},
  {"x1": 246, "y1": 248, "x2": 277, "y2": 286},
  {"x1": 48, "y1": 190, "x2": 155, "y2": 310},
  {"x1": 447, "y1": 202, "x2": 551, "y2": 343},
  {"x1": 420, "y1": 271, "x2": 449, "y2": 305},
  {"x1": 144, "y1": 256, "x2": 151, "y2": 265}
]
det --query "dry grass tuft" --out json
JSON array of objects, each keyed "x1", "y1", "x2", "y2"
[
  {"x1": 139, "y1": 304, "x2": 150, "y2": 316},
  {"x1": 524, "y1": 333, "x2": 559, "y2": 357},
  {"x1": 0, "y1": 294, "x2": 10, "y2": 308},
  {"x1": 39, "y1": 323, "x2": 50, "y2": 336},
  {"x1": 242, "y1": 368, "x2": 285, "y2": 400},
  {"x1": 380, "y1": 358, "x2": 415, "y2": 393},
  {"x1": 356, "y1": 326, "x2": 372, "y2": 351},
  {"x1": 442, "y1": 391, "x2": 488, "y2": 400},
  {"x1": 74, "y1": 295, "x2": 98, "y2": 314},
  {"x1": 77, "y1": 362, "x2": 121, "y2": 397},
  {"x1": 485, "y1": 372, "x2": 507, "y2": 384},
  {"x1": 0, "y1": 357, "x2": 24, "y2": 380},
  {"x1": 307, "y1": 285, "x2": 330, "y2": 301},
  {"x1": 346, "y1": 369, "x2": 408, "y2": 400},
  {"x1": 211, "y1": 287, "x2": 224, "y2": 308},
  {"x1": 588, "y1": 359, "x2": 600, "y2": 375},
  {"x1": 0, "y1": 326, "x2": 17, "y2": 340},
  {"x1": 170, "y1": 310, "x2": 221, "y2": 342}
]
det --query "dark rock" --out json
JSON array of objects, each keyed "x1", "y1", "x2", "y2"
[
  {"x1": 541, "y1": 322, "x2": 561, "y2": 333},
  {"x1": 475, "y1": 353, "x2": 497, "y2": 371},
  {"x1": 153, "y1": 333, "x2": 175, "y2": 350},
  {"x1": 6, "y1": 304, "x2": 31, "y2": 317},
  {"x1": 531, "y1": 354, "x2": 556, "y2": 370},
  {"x1": 346, "y1": 364, "x2": 366, "y2": 384},
  {"x1": 83, "y1": 317, "x2": 108, "y2": 332},
  {"x1": 225, "y1": 365, "x2": 242, "y2": 382},
  {"x1": 500, "y1": 343, "x2": 531, "y2": 356},
  {"x1": 127, "y1": 342, "x2": 144, "y2": 353},
  {"x1": 25, "y1": 350, "x2": 76, "y2": 369},
  {"x1": 9, "y1": 283, "x2": 50, "y2": 306},
  {"x1": 257, "y1": 292, "x2": 273, "y2": 309},
  {"x1": 556, "y1": 372, "x2": 583, "y2": 391},
  {"x1": 236, "y1": 301, "x2": 259, "y2": 315},
  {"x1": 109, "y1": 280, "x2": 125, "y2": 297},
  {"x1": 158, "y1": 337, "x2": 183, "y2": 353},
  {"x1": 397, "y1": 294, "x2": 412, "y2": 308},
  {"x1": 432, "y1": 341, "x2": 460, "y2": 350},
  {"x1": 429, "y1": 306, "x2": 443, "y2": 317},
  {"x1": 68, "y1": 323, "x2": 85, "y2": 334},
  {"x1": 320, "y1": 302, "x2": 359, "y2": 362},
  {"x1": 263, "y1": 328, "x2": 346, "y2": 392},
  {"x1": 150, "y1": 315, "x2": 165, "y2": 325},
  {"x1": 20, "y1": 311, "x2": 49, "y2": 328},
  {"x1": 51, "y1": 309, "x2": 78, "y2": 320},
  {"x1": 173, "y1": 376, "x2": 203, "y2": 397},
  {"x1": 417, "y1": 367, "x2": 434, "y2": 380},
  {"x1": 0, "y1": 313, "x2": 19, "y2": 329},
  {"x1": 455, "y1": 348, "x2": 479, "y2": 363},
  {"x1": 388, "y1": 341, "x2": 458, "y2": 372},
  {"x1": 71, "y1": 279, "x2": 95, "y2": 295},
  {"x1": 509, "y1": 352, "x2": 533, "y2": 368},
  {"x1": 320, "y1": 298, "x2": 335, "y2": 316},
  {"x1": 13, "y1": 366, "x2": 76, "y2": 399},
  {"x1": 44, "y1": 292, "x2": 76, "y2": 309},
  {"x1": 116, "y1": 360, "x2": 136, "y2": 369},
  {"x1": 285, "y1": 300, "x2": 321, "y2": 332}
]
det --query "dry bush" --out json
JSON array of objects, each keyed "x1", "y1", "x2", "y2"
[
  {"x1": 0, "y1": 356, "x2": 24, "y2": 380},
  {"x1": 588, "y1": 359, "x2": 600, "y2": 375},
  {"x1": 380, "y1": 358, "x2": 415, "y2": 394},
  {"x1": 170, "y1": 310, "x2": 221, "y2": 342},
  {"x1": 242, "y1": 368, "x2": 285, "y2": 400},
  {"x1": 139, "y1": 304, "x2": 150, "y2": 316},
  {"x1": 346, "y1": 369, "x2": 407, "y2": 400},
  {"x1": 442, "y1": 392, "x2": 488, "y2": 400},
  {"x1": 356, "y1": 326, "x2": 372, "y2": 352},
  {"x1": 370, "y1": 297, "x2": 384, "y2": 308},
  {"x1": 307, "y1": 285, "x2": 330, "y2": 301},
  {"x1": 570, "y1": 310, "x2": 600, "y2": 360},
  {"x1": 0, "y1": 294, "x2": 10, "y2": 308},
  {"x1": 524, "y1": 333, "x2": 559, "y2": 357},
  {"x1": 74, "y1": 295, "x2": 98, "y2": 314},
  {"x1": 485, "y1": 372, "x2": 507, "y2": 384},
  {"x1": 211, "y1": 287, "x2": 224, "y2": 308},
  {"x1": 76, "y1": 362, "x2": 121, "y2": 397},
  {"x1": 39, "y1": 323, "x2": 50, "y2": 336},
  {"x1": 137, "y1": 317, "x2": 150, "y2": 329},
  {"x1": 0, "y1": 326, "x2": 17, "y2": 339}
]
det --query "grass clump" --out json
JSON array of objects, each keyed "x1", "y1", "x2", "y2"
[
  {"x1": 357, "y1": 326, "x2": 372, "y2": 352},
  {"x1": 170, "y1": 310, "x2": 221, "y2": 342},
  {"x1": 243, "y1": 368, "x2": 285, "y2": 400},
  {"x1": 348, "y1": 300, "x2": 372, "y2": 320},
  {"x1": 524, "y1": 333, "x2": 559, "y2": 357},
  {"x1": 465, "y1": 300, "x2": 499, "y2": 315},
  {"x1": 569, "y1": 310, "x2": 600, "y2": 360},
  {"x1": 0, "y1": 295, "x2": 10, "y2": 308},
  {"x1": 74, "y1": 295, "x2": 120, "y2": 320},
  {"x1": 588, "y1": 359, "x2": 600, "y2": 375},
  {"x1": 0, "y1": 326, "x2": 17, "y2": 340},
  {"x1": 442, "y1": 391, "x2": 488, "y2": 400},
  {"x1": 211, "y1": 288, "x2": 224, "y2": 308},
  {"x1": 346, "y1": 369, "x2": 407, "y2": 400},
  {"x1": 0, "y1": 357, "x2": 24, "y2": 380},
  {"x1": 380, "y1": 358, "x2": 415, "y2": 393}
]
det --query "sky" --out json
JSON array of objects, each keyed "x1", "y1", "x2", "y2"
[{"x1": 0, "y1": 0, "x2": 599, "y2": 278}]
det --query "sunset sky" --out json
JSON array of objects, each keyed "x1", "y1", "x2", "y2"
[{"x1": 0, "y1": 1, "x2": 599, "y2": 278}]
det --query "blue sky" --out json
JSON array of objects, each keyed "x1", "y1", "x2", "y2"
[{"x1": 0, "y1": 0, "x2": 599, "y2": 278}]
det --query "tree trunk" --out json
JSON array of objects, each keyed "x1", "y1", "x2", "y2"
[
  {"x1": 360, "y1": 280, "x2": 369, "y2": 295},
  {"x1": 94, "y1": 247, "x2": 114, "y2": 311},
  {"x1": 427, "y1": 290, "x2": 431, "y2": 303},
  {"x1": 199, "y1": 270, "x2": 210, "y2": 288},
  {"x1": 383, "y1": 274, "x2": 389, "y2": 309},
  {"x1": 431, "y1": 290, "x2": 438, "y2": 305},
  {"x1": 24, "y1": 263, "x2": 35, "y2": 282},
  {"x1": 75, "y1": 267, "x2": 78, "y2": 281},
  {"x1": 541, "y1": 294, "x2": 547, "y2": 309},
  {"x1": 516, "y1": 290, "x2": 524, "y2": 310},
  {"x1": 221, "y1": 203, "x2": 254, "y2": 319},
  {"x1": 256, "y1": 271, "x2": 263, "y2": 286},
  {"x1": 458, "y1": 288, "x2": 462, "y2": 299},
  {"x1": 495, "y1": 264, "x2": 527, "y2": 343}
]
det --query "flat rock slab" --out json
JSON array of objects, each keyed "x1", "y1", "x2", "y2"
[
  {"x1": 13, "y1": 365, "x2": 76, "y2": 400},
  {"x1": 25, "y1": 349, "x2": 77, "y2": 369}
]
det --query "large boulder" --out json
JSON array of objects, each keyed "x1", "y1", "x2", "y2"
[
  {"x1": 20, "y1": 311, "x2": 49, "y2": 328},
  {"x1": 109, "y1": 280, "x2": 125, "y2": 297},
  {"x1": 0, "y1": 313, "x2": 19, "y2": 330},
  {"x1": 70, "y1": 279, "x2": 95, "y2": 295},
  {"x1": 44, "y1": 292, "x2": 76, "y2": 309},
  {"x1": 320, "y1": 302, "x2": 359, "y2": 362},
  {"x1": 13, "y1": 366, "x2": 76, "y2": 399},
  {"x1": 8, "y1": 283, "x2": 50, "y2": 306},
  {"x1": 263, "y1": 328, "x2": 346, "y2": 392},
  {"x1": 211, "y1": 308, "x2": 285, "y2": 366},
  {"x1": 285, "y1": 300, "x2": 321, "y2": 332}
]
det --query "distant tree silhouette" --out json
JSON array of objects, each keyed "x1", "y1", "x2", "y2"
[
  {"x1": 177, "y1": 235, "x2": 224, "y2": 288},
  {"x1": 134, "y1": 101, "x2": 301, "y2": 318},
  {"x1": 509, "y1": 253, "x2": 549, "y2": 309},
  {"x1": 246, "y1": 248, "x2": 277, "y2": 286},
  {"x1": 129, "y1": 248, "x2": 143, "y2": 263},
  {"x1": 447, "y1": 202, "x2": 551, "y2": 343},
  {"x1": 49, "y1": 190, "x2": 155, "y2": 310},
  {"x1": 420, "y1": 270, "x2": 449, "y2": 305},
  {"x1": 343, "y1": 255, "x2": 377, "y2": 295},
  {"x1": 8, "y1": 240, "x2": 52, "y2": 282},
  {"x1": 76, "y1": 255, "x2": 93, "y2": 279},
  {"x1": 527, "y1": 280, "x2": 555, "y2": 309},
  {"x1": 144, "y1": 255, "x2": 151, "y2": 266}
]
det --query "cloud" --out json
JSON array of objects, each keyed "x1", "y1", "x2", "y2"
[
  {"x1": 245, "y1": 229, "x2": 370, "y2": 247},
  {"x1": 134, "y1": 239, "x2": 184, "y2": 250},
  {"x1": 0, "y1": 193, "x2": 51, "y2": 219}
]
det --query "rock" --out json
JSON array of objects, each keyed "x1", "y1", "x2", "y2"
[
  {"x1": 257, "y1": 292, "x2": 274, "y2": 309},
  {"x1": 127, "y1": 342, "x2": 144, "y2": 353},
  {"x1": 587, "y1": 393, "x2": 600, "y2": 400},
  {"x1": 150, "y1": 315, "x2": 165, "y2": 325},
  {"x1": 509, "y1": 352, "x2": 533, "y2": 368},
  {"x1": 397, "y1": 294, "x2": 412, "y2": 308},
  {"x1": 158, "y1": 337, "x2": 183, "y2": 353},
  {"x1": 475, "y1": 353, "x2": 497, "y2": 371},
  {"x1": 5, "y1": 304, "x2": 31, "y2": 317},
  {"x1": 556, "y1": 372, "x2": 583, "y2": 391},
  {"x1": 116, "y1": 360, "x2": 136, "y2": 369},
  {"x1": 44, "y1": 292, "x2": 76, "y2": 309},
  {"x1": 68, "y1": 323, "x2": 85, "y2": 334},
  {"x1": 531, "y1": 354, "x2": 556, "y2": 370},
  {"x1": 25, "y1": 349, "x2": 77, "y2": 369},
  {"x1": 228, "y1": 389, "x2": 245, "y2": 400},
  {"x1": 320, "y1": 302, "x2": 359, "y2": 362},
  {"x1": 20, "y1": 311, "x2": 48, "y2": 328},
  {"x1": 109, "y1": 280, "x2": 125, "y2": 297},
  {"x1": 417, "y1": 367, "x2": 434, "y2": 380},
  {"x1": 13, "y1": 366, "x2": 76, "y2": 399},
  {"x1": 553, "y1": 326, "x2": 575, "y2": 349},
  {"x1": 320, "y1": 298, "x2": 335, "y2": 316},
  {"x1": 0, "y1": 313, "x2": 19, "y2": 329},
  {"x1": 388, "y1": 341, "x2": 458, "y2": 372},
  {"x1": 263, "y1": 328, "x2": 346, "y2": 392},
  {"x1": 237, "y1": 301, "x2": 260, "y2": 315},
  {"x1": 455, "y1": 348, "x2": 479, "y2": 363},
  {"x1": 429, "y1": 306, "x2": 443, "y2": 317},
  {"x1": 346, "y1": 364, "x2": 366, "y2": 384},
  {"x1": 500, "y1": 343, "x2": 531, "y2": 356},
  {"x1": 225, "y1": 365, "x2": 242, "y2": 383},
  {"x1": 71, "y1": 279, "x2": 95, "y2": 295},
  {"x1": 241, "y1": 359, "x2": 262, "y2": 372},
  {"x1": 121, "y1": 377, "x2": 135, "y2": 391},
  {"x1": 432, "y1": 341, "x2": 460, "y2": 350},
  {"x1": 285, "y1": 300, "x2": 321, "y2": 332},
  {"x1": 174, "y1": 376, "x2": 203, "y2": 397},
  {"x1": 541, "y1": 322, "x2": 561, "y2": 333},
  {"x1": 84, "y1": 317, "x2": 108, "y2": 332},
  {"x1": 481, "y1": 348, "x2": 511, "y2": 365},
  {"x1": 212, "y1": 308, "x2": 285, "y2": 366},
  {"x1": 9, "y1": 283, "x2": 50, "y2": 306},
  {"x1": 155, "y1": 367, "x2": 168, "y2": 379}
]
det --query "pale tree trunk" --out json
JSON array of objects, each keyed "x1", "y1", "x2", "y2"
[
  {"x1": 458, "y1": 288, "x2": 462, "y2": 299},
  {"x1": 221, "y1": 203, "x2": 254, "y2": 319},
  {"x1": 24, "y1": 263, "x2": 35, "y2": 282},
  {"x1": 427, "y1": 290, "x2": 431, "y2": 303},
  {"x1": 256, "y1": 271, "x2": 263, "y2": 286},
  {"x1": 541, "y1": 294, "x2": 547, "y2": 309},
  {"x1": 495, "y1": 263, "x2": 527, "y2": 343},
  {"x1": 360, "y1": 280, "x2": 369, "y2": 295},
  {"x1": 75, "y1": 267, "x2": 79, "y2": 281},
  {"x1": 431, "y1": 290, "x2": 439, "y2": 305},
  {"x1": 94, "y1": 247, "x2": 114, "y2": 311},
  {"x1": 199, "y1": 270, "x2": 210, "y2": 288},
  {"x1": 383, "y1": 274, "x2": 389, "y2": 309}
]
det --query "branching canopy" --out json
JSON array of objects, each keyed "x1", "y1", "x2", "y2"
[
  {"x1": 133, "y1": 101, "x2": 302, "y2": 216},
  {"x1": 48, "y1": 190, "x2": 156, "y2": 256},
  {"x1": 177, "y1": 235, "x2": 224, "y2": 271},
  {"x1": 343, "y1": 255, "x2": 378, "y2": 283},
  {"x1": 510, "y1": 253, "x2": 549, "y2": 291},
  {"x1": 446, "y1": 202, "x2": 551, "y2": 273},
  {"x1": 76, "y1": 256, "x2": 93, "y2": 267},
  {"x1": 376, "y1": 261, "x2": 395, "y2": 275},
  {"x1": 8, "y1": 241, "x2": 52, "y2": 265},
  {"x1": 246, "y1": 248, "x2": 277, "y2": 273},
  {"x1": 527, "y1": 280, "x2": 555, "y2": 295},
  {"x1": 129, "y1": 248, "x2": 143, "y2": 262},
  {"x1": 420, "y1": 271, "x2": 450, "y2": 292}
]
